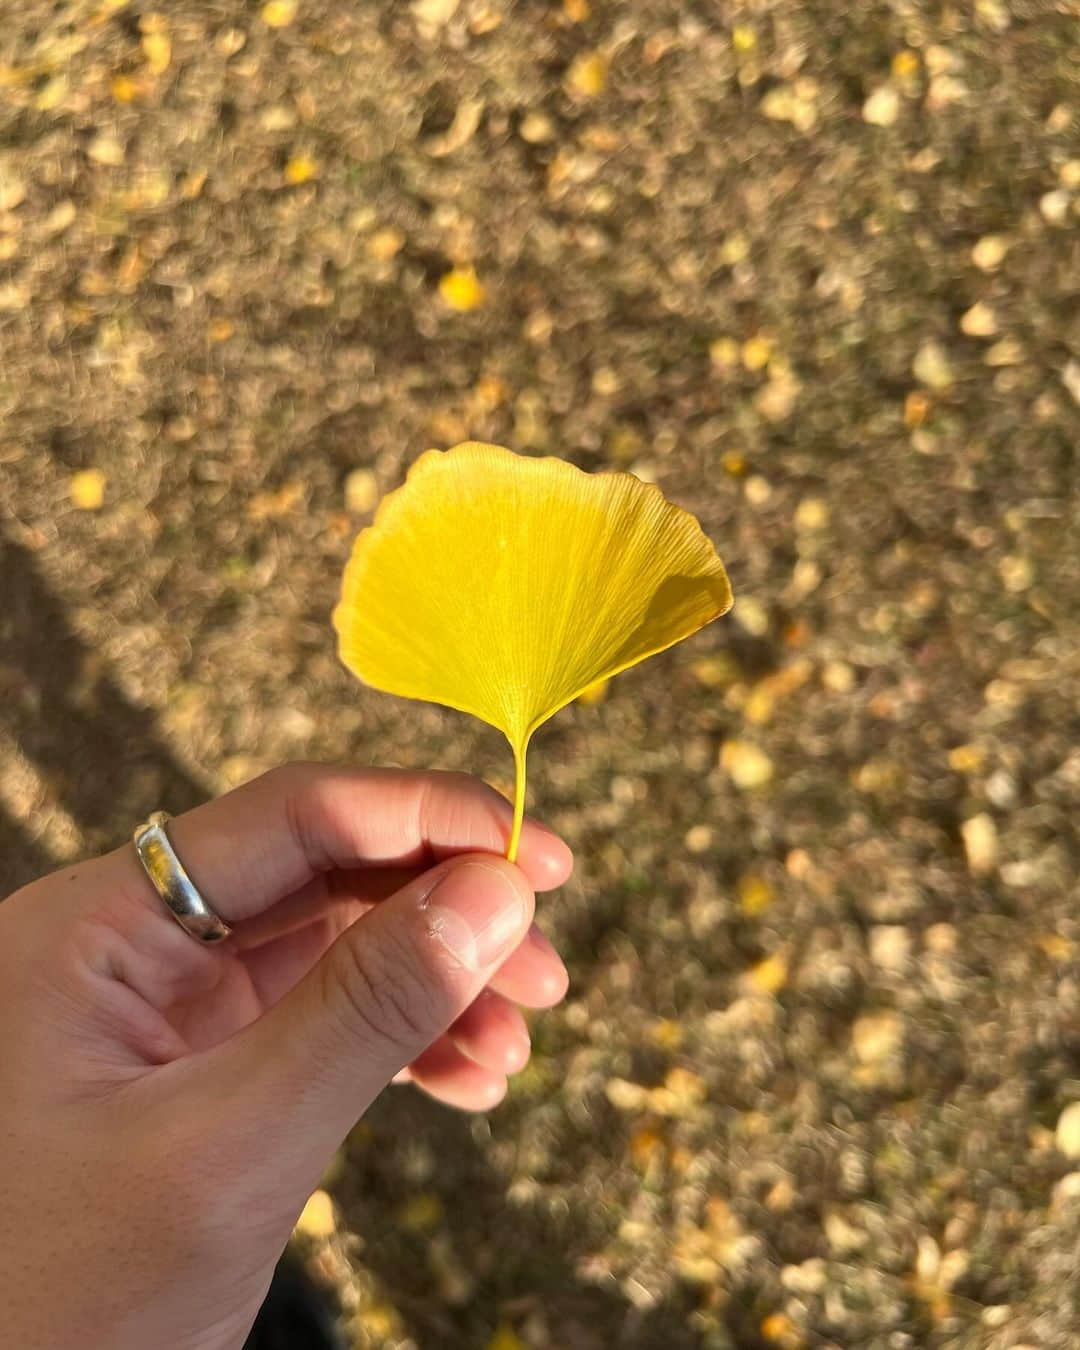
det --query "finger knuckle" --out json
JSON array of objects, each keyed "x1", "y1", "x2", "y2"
[
  {"x1": 420, "y1": 770, "x2": 510, "y2": 835},
  {"x1": 324, "y1": 929, "x2": 441, "y2": 1058}
]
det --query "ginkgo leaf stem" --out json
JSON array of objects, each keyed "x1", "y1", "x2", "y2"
[{"x1": 507, "y1": 736, "x2": 528, "y2": 863}]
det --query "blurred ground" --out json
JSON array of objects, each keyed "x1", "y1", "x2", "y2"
[{"x1": 1, "y1": 1, "x2": 1078, "y2": 1347}]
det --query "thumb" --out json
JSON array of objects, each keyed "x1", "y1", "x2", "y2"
[{"x1": 203, "y1": 853, "x2": 534, "y2": 1155}]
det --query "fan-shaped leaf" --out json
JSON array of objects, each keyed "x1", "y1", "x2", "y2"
[{"x1": 334, "y1": 442, "x2": 732, "y2": 858}]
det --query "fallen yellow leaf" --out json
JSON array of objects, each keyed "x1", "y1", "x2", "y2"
[
  {"x1": 469, "y1": 6, "x2": 503, "y2": 34},
  {"x1": 853, "y1": 756, "x2": 902, "y2": 795},
  {"x1": 650, "y1": 1017, "x2": 684, "y2": 1049},
  {"x1": 959, "y1": 302, "x2": 997, "y2": 337},
  {"x1": 891, "y1": 50, "x2": 920, "y2": 81},
  {"x1": 567, "y1": 50, "x2": 608, "y2": 97},
  {"x1": 438, "y1": 265, "x2": 486, "y2": 311},
  {"x1": 0, "y1": 177, "x2": 26, "y2": 211},
  {"x1": 947, "y1": 743, "x2": 984, "y2": 773},
  {"x1": 746, "y1": 953, "x2": 788, "y2": 995},
  {"x1": 35, "y1": 75, "x2": 69, "y2": 111},
  {"x1": 738, "y1": 873, "x2": 774, "y2": 916},
  {"x1": 396, "y1": 1191, "x2": 443, "y2": 1232},
  {"x1": 519, "y1": 110, "x2": 555, "y2": 143},
  {"x1": 180, "y1": 168, "x2": 207, "y2": 199},
  {"x1": 985, "y1": 337, "x2": 1023, "y2": 367},
  {"x1": 42, "y1": 201, "x2": 77, "y2": 236},
  {"x1": 760, "y1": 81, "x2": 819, "y2": 132},
  {"x1": 487, "y1": 1324, "x2": 527, "y2": 1350},
  {"x1": 732, "y1": 25, "x2": 757, "y2": 52},
  {"x1": 742, "y1": 334, "x2": 773, "y2": 371},
  {"x1": 88, "y1": 134, "x2": 125, "y2": 167},
  {"x1": 648, "y1": 1066, "x2": 707, "y2": 1116},
  {"x1": 720, "y1": 740, "x2": 773, "y2": 790},
  {"x1": 283, "y1": 155, "x2": 318, "y2": 185},
  {"x1": 247, "y1": 481, "x2": 303, "y2": 520},
  {"x1": 344, "y1": 468, "x2": 379, "y2": 514},
  {"x1": 690, "y1": 653, "x2": 741, "y2": 688},
  {"x1": 425, "y1": 97, "x2": 484, "y2": 156},
  {"x1": 472, "y1": 373, "x2": 508, "y2": 410},
  {"x1": 744, "y1": 658, "x2": 813, "y2": 725},
  {"x1": 122, "y1": 171, "x2": 169, "y2": 211},
  {"x1": 684, "y1": 824, "x2": 712, "y2": 853},
  {"x1": 629, "y1": 1123, "x2": 665, "y2": 1167},
  {"x1": 756, "y1": 371, "x2": 800, "y2": 423},
  {"x1": 261, "y1": 0, "x2": 297, "y2": 27},
  {"x1": 822, "y1": 660, "x2": 855, "y2": 693},
  {"x1": 1038, "y1": 934, "x2": 1074, "y2": 963},
  {"x1": 735, "y1": 596, "x2": 768, "y2": 636},
  {"x1": 862, "y1": 84, "x2": 900, "y2": 127},
  {"x1": 111, "y1": 73, "x2": 141, "y2": 102},
  {"x1": 115, "y1": 243, "x2": 146, "y2": 291},
  {"x1": 794, "y1": 498, "x2": 828, "y2": 531},
  {"x1": 961, "y1": 812, "x2": 998, "y2": 875},
  {"x1": 1056, "y1": 1102, "x2": 1080, "y2": 1160},
  {"x1": 605, "y1": 1077, "x2": 649, "y2": 1111},
  {"x1": 852, "y1": 1011, "x2": 902, "y2": 1064},
  {"x1": 70, "y1": 469, "x2": 106, "y2": 511},
  {"x1": 971, "y1": 234, "x2": 1009, "y2": 272},
  {"x1": 912, "y1": 340, "x2": 953, "y2": 390},
  {"x1": 295, "y1": 1188, "x2": 335, "y2": 1238},
  {"x1": 673, "y1": 1196, "x2": 747, "y2": 1282},
  {"x1": 709, "y1": 336, "x2": 740, "y2": 369},
  {"x1": 367, "y1": 226, "x2": 405, "y2": 260},
  {"x1": 358, "y1": 1302, "x2": 404, "y2": 1337},
  {"x1": 334, "y1": 443, "x2": 732, "y2": 859},
  {"x1": 761, "y1": 1311, "x2": 804, "y2": 1347},
  {"x1": 904, "y1": 391, "x2": 931, "y2": 427},
  {"x1": 141, "y1": 30, "x2": 171, "y2": 75},
  {"x1": 412, "y1": 0, "x2": 459, "y2": 26}
]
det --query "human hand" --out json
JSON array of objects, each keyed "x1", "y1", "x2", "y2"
[{"x1": 0, "y1": 763, "x2": 572, "y2": 1350}]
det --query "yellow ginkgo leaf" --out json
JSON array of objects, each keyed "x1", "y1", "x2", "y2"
[
  {"x1": 294, "y1": 1188, "x2": 335, "y2": 1239},
  {"x1": 283, "y1": 155, "x2": 318, "y2": 185},
  {"x1": 567, "y1": 50, "x2": 608, "y2": 97},
  {"x1": 141, "y1": 29, "x2": 171, "y2": 76},
  {"x1": 438, "y1": 265, "x2": 486, "y2": 311},
  {"x1": 111, "y1": 74, "x2": 141, "y2": 103},
  {"x1": 487, "y1": 1323, "x2": 527, "y2": 1350},
  {"x1": 334, "y1": 442, "x2": 732, "y2": 860},
  {"x1": 70, "y1": 468, "x2": 106, "y2": 510},
  {"x1": 261, "y1": 0, "x2": 298, "y2": 26}
]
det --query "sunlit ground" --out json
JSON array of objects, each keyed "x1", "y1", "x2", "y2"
[{"x1": 1, "y1": 2, "x2": 1077, "y2": 1346}]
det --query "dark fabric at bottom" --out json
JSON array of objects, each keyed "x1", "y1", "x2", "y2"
[{"x1": 242, "y1": 1250, "x2": 344, "y2": 1350}]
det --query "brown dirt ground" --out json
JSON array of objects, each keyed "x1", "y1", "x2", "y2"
[{"x1": 1, "y1": 2, "x2": 1078, "y2": 1347}]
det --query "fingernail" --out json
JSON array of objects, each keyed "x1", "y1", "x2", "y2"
[{"x1": 423, "y1": 862, "x2": 528, "y2": 972}]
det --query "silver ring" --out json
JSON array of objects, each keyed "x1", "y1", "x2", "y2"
[{"x1": 132, "y1": 811, "x2": 232, "y2": 944}]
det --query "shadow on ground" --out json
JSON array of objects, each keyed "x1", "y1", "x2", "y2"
[
  {"x1": 0, "y1": 534, "x2": 205, "y2": 893},
  {"x1": 338, "y1": 1086, "x2": 770, "y2": 1350}
]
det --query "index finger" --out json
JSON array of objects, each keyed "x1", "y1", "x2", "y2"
[{"x1": 112, "y1": 763, "x2": 573, "y2": 924}]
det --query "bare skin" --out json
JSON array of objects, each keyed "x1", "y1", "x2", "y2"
[{"x1": 0, "y1": 762, "x2": 573, "y2": 1350}]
